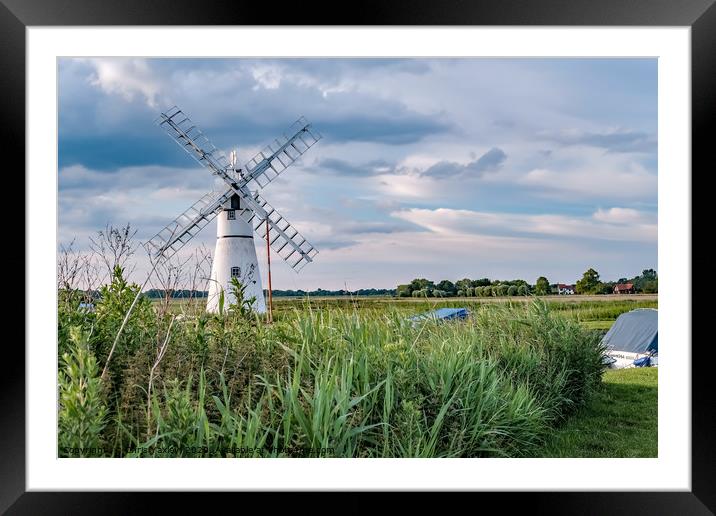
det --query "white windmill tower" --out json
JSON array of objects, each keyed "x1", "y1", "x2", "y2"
[{"x1": 144, "y1": 106, "x2": 321, "y2": 313}]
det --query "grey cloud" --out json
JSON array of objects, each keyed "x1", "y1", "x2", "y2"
[
  {"x1": 60, "y1": 58, "x2": 451, "y2": 172},
  {"x1": 340, "y1": 221, "x2": 420, "y2": 235},
  {"x1": 422, "y1": 147, "x2": 507, "y2": 179},
  {"x1": 492, "y1": 119, "x2": 516, "y2": 129},
  {"x1": 474, "y1": 147, "x2": 508, "y2": 170},
  {"x1": 540, "y1": 129, "x2": 656, "y2": 153},
  {"x1": 316, "y1": 158, "x2": 394, "y2": 177},
  {"x1": 59, "y1": 165, "x2": 213, "y2": 194},
  {"x1": 317, "y1": 113, "x2": 452, "y2": 145}
]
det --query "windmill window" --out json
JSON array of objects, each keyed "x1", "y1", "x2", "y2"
[
  {"x1": 227, "y1": 210, "x2": 236, "y2": 220},
  {"x1": 231, "y1": 267, "x2": 241, "y2": 278}
]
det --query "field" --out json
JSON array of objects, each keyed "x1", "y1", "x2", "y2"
[
  {"x1": 58, "y1": 272, "x2": 657, "y2": 458},
  {"x1": 166, "y1": 294, "x2": 658, "y2": 329},
  {"x1": 534, "y1": 367, "x2": 657, "y2": 457}
]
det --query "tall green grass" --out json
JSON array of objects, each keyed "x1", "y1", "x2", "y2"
[{"x1": 58, "y1": 272, "x2": 609, "y2": 457}]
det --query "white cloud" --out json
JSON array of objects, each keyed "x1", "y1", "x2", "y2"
[
  {"x1": 248, "y1": 62, "x2": 354, "y2": 98},
  {"x1": 376, "y1": 172, "x2": 430, "y2": 198},
  {"x1": 391, "y1": 207, "x2": 657, "y2": 243},
  {"x1": 83, "y1": 58, "x2": 163, "y2": 108},
  {"x1": 250, "y1": 65, "x2": 283, "y2": 90},
  {"x1": 521, "y1": 161, "x2": 655, "y2": 199},
  {"x1": 592, "y1": 207, "x2": 652, "y2": 224},
  {"x1": 58, "y1": 164, "x2": 218, "y2": 249}
]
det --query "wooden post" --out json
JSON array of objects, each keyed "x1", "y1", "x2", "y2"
[{"x1": 266, "y1": 218, "x2": 273, "y2": 323}]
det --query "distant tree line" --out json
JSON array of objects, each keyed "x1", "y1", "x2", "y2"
[
  {"x1": 396, "y1": 268, "x2": 658, "y2": 298},
  {"x1": 69, "y1": 268, "x2": 657, "y2": 303},
  {"x1": 396, "y1": 277, "x2": 530, "y2": 298},
  {"x1": 270, "y1": 288, "x2": 396, "y2": 297},
  {"x1": 142, "y1": 288, "x2": 398, "y2": 299}
]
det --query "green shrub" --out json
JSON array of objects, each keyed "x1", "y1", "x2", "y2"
[
  {"x1": 58, "y1": 289, "x2": 96, "y2": 359},
  {"x1": 58, "y1": 276, "x2": 610, "y2": 458},
  {"x1": 92, "y1": 266, "x2": 156, "y2": 396},
  {"x1": 58, "y1": 326, "x2": 108, "y2": 457}
]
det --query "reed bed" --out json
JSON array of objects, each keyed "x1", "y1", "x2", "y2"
[{"x1": 58, "y1": 271, "x2": 608, "y2": 458}]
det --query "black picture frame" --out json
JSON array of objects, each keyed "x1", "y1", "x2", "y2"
[{"x1": 2, "y1": 0, "x2": 712, "y2": 513}]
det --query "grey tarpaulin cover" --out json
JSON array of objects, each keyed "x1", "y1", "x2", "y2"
[{"x1": 601, "y1": 308, "x2": 658, "y2": 354}]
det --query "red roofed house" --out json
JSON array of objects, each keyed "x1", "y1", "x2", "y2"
[
  {"x1": 614, "y1": 283, "x2": 635, "y2": 294},
  {"x1": 557, "y1": 284, "x2": 576, "y2": 295}
]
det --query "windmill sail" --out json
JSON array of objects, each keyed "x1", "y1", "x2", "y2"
[
  {"x1": 148, "y1": 105, "x2": 321, "y2": 275},
  {"x1": 144, "y1": 189, "x2": 234, "y2": 260},
  {"x1": 155, "y1": 106, "x2": 233, "y2": 179},
  {"x1": 236, "y1": 193, "x2": 318, "y2": 272},
  {"x1": 240, "y1": 116, "x2": 321, "y2": 191}
]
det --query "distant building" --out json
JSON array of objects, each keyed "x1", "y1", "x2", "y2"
[
  {"x1": 557, "y1": 284, "x2": 576, "y2": 295},
  {"x1": 614, "y1": 283, "x2": 635, "y2": 294}
]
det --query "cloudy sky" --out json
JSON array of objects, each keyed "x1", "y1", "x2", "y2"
[{"x1": 58, "y1": 58, "x2": 657, "y2": 290}]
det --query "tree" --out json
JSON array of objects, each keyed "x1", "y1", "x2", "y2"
[
  {"x1": 89, "y1": 222, "x2": 138, "y2": 283},
  {"x1": 642, "y1": 279, "x2": 658, "y2": 293},
  {"x1": 641, "y1": 269, "x2": 657, "y2": 281},
  {"x1": 151, "y1": 254, "x2": 192, "y2": 319},
  {"x1": 496, "y1": 285, "x2": 509, "y2": 296},
  {"x1": 186, "y1": 245, "x2": 213, "y2": 309},
  {"x1": 436, "y1": 280, "x2": 456, "y2": 296},
  {"x1": 58, "y1": 239, "x2": 82, "y2": 291},
  {"x1": 471, "y1": 278, "x2": 491, "y2": 287},
  {"x1": 599, "y1": 281, "x2": 615, "y2": 295},
  {"x1": 409, "y1": 278, "x2": 434, "y2": 292},
  {"x1": 396, "y1": 284, "x2": 411, "y2": 297},
  {"x1": 507, "y1": 285, "x2": 518, "y2": 296},
  {"x1": 535, "y1": 276, "x2": 550, "y2": 296},
  {"x1": 517, "y1": 285, "x2": 528, "y2": 296},
  {"x1": 634, "y1": 269, "x2": 659, "y2": 294},
  {"x1": 633, "y1": 269, "x2": 658, "y2": 293},
  {"x1": 575, "y1": 268, "x2": 601, "y2": 294},
  {"x1": 455, "y1": 278, "x2": 472, "y2": 292}
]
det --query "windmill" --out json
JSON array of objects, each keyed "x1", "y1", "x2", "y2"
[{"x1": 144, "y1": 106, "x2": 321, "y2": 313}]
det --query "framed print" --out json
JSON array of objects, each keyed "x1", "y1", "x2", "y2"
[{"x1": 3, "y1": 0, "x2": 713, "y2": 512}]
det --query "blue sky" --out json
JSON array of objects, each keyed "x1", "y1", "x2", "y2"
[{"x1": 58, "y1": 58, "x2": 657, "y2": 290}]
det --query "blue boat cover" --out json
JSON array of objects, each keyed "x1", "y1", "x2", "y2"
[
  {"x1": 601, "y1": 308, "x2": 658, "y2": 354},
  {"x1": 409, "y1": 307, "x2": 469, "y2": 323}
]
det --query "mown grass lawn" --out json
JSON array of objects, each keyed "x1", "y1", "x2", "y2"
[{"x1": 533, "y1": 367, "x2": 658, "y2": 457}]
